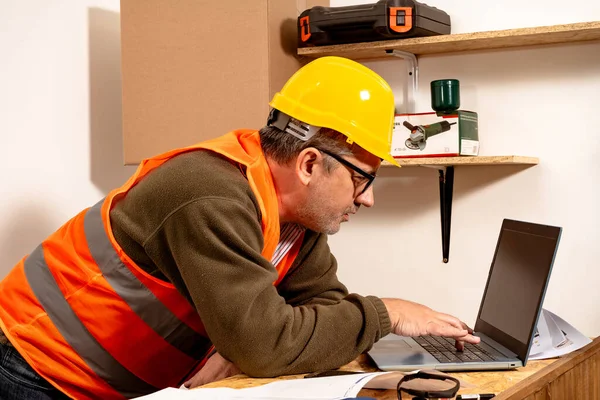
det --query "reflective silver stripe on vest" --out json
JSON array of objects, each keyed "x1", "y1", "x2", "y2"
[
  {"x1": 271, "y1": 223, "x2": 305, "y2": 266},
  {"x1": 24, "y1": 245, "x2": 158, "y2": 398},
  {"x1": 85, "y1": 200, "x2": 206, "y2": 359}
]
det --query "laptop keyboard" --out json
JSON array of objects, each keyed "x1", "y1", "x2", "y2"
[{"x1": 414, "y1": 336, "x2": 506, "y2": 363}]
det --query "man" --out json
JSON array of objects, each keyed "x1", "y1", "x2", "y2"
[{"x1": 0, "y1": 56, "x2": 479, "y2": 400}]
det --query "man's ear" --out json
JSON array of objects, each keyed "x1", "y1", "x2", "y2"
[{"x1": 295, "y1": 147, "x2": 321, "y2": 187}]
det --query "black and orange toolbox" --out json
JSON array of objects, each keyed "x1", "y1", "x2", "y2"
[{"x1": 298, "y1": 0, "x2": 451, "y2": 47}]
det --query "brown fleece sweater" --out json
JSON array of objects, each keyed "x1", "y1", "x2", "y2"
[{"x1": 94, "y1": 150, "x2": 390, "y2": 376}]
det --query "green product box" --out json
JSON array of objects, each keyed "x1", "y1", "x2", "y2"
[{"x1": 391, "y1": 110, "x2": 479, "y2": 158}]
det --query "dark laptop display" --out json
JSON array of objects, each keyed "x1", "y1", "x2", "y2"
[
  {"x1": 474, "y1": 219, "x2": 562, "y2": 364},
  {"x1": 369, "y1": 219, "x2": 562, "y2": 372}
]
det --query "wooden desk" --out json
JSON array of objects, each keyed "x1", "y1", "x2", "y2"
[{"x1": 204, "y1": 337, "x2": 599, "y2": 399}]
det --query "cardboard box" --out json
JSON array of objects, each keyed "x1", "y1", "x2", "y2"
[
  {"x1": 391, "y1": 111, "x2": 479, "y2": 158},
  {"x1": 120, "y1": 0, "x2": 328, "y2": 165}
]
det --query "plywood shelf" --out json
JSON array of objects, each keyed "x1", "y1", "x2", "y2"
[
  {"x1": 298, "y1": 21, "x2": 600, "y2": 59},
  {"x1": 383, "y1": 155, "x2": 539, "y2": 167}
]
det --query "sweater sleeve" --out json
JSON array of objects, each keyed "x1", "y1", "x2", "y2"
[
  {"x1": 143, "y1": 198, "x2": 390, "y2": 377},
  {"x1": 277, "y1": 232, "x2": 390, "y2": 331}
]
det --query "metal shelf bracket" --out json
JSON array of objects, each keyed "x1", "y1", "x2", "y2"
[
  {"x1": 387, "y1": 49, "x2": 419, "y2": 113},
  {"x1": 438, "y1": 166, "x2": 454, "y2": 263},
  {"x1": 423, "y1": 165, "x2": 454, "y2": 263}
]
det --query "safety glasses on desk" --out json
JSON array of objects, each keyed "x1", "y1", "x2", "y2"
[
  {"x1": 396, "y1": 370, "x2": 460, "y2": 399},
  {"x1": 305, "y1": 369, "x2": 460, "y2": 399}
]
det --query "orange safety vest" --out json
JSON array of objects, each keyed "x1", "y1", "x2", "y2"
[{"x1": 0, "y1": 130, "x2": 305, "y2": 399}]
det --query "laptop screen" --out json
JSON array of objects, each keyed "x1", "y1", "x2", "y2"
[{"x1": 475, "y1": 219, "x2": 561, "y2": 362}]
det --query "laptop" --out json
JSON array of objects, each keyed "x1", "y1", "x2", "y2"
[{"x1": 369, "y1": 219, "x2": 562, "y2": 371}]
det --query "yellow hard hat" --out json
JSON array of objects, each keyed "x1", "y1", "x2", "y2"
[{"x1": 269, "y1": 56, "x2": 399, "y2": 167}]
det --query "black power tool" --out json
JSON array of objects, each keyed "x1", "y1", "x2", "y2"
[{"x1": 403, "y1": 120, "x2": 456, "y2": 151}]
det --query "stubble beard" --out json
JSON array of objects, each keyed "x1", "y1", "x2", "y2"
[
  {"x1": 295, "y1": 199, "x2": 357, "y2": 235},
  {"x1": 295, "y1": 201, "x2": 342, "y2": 235}
]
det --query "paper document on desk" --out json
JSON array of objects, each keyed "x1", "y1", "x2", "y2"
[
  {"x1": 132, "y1": 372, "x2": 387, "y2": 399},
  {"x1": 528, "y1": 308, "x2": 591, "y2": 360}
]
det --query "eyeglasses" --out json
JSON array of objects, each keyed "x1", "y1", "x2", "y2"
[
  {"x1": 396, "y1": 370, "x2": 461, "y2": 399},
  {"x1": 304, "y1": 369, "x2": 460, "y2": 399},
  {"x1": 315, "y1": 148, "x2": 376, "y2": 196}
]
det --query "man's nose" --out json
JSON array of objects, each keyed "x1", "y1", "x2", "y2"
[{"x1": 355, "y1": 185, "x2": 374, "y2": 207}]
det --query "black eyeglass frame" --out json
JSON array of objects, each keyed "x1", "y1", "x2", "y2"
[
  {"x1": 314, "y1": 148, "x2": 376, "y2": 196},
  {"x1": 396, "y1": 370, "x2": 460, "y2": 399}
]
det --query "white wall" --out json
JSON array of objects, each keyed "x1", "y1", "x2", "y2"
[
  {"x1": 0, "y1": 0, "x2": 598, "y2": 337},
  {"x1": 0, "y1": 1, "x2": 134, "y2": 271},
  {"x1": 329, "y1": 0, "x2": 600, "y2": 336}
]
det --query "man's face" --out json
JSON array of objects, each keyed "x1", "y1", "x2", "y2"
[{"x1": 296, "y1": 148, "x2": 380, "y2": 235}]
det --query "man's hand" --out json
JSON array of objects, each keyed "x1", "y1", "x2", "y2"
[
  {"x1": 381, "y1": 298, "x2": 480, "y2": 351},
  {"x1": 183, "y1": 352, "x2": 243, "y2": 389}
]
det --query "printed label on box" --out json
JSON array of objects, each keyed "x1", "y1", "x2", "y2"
[{"x1": 391, "y1": 111, "x2": 479, "y2": 158}]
